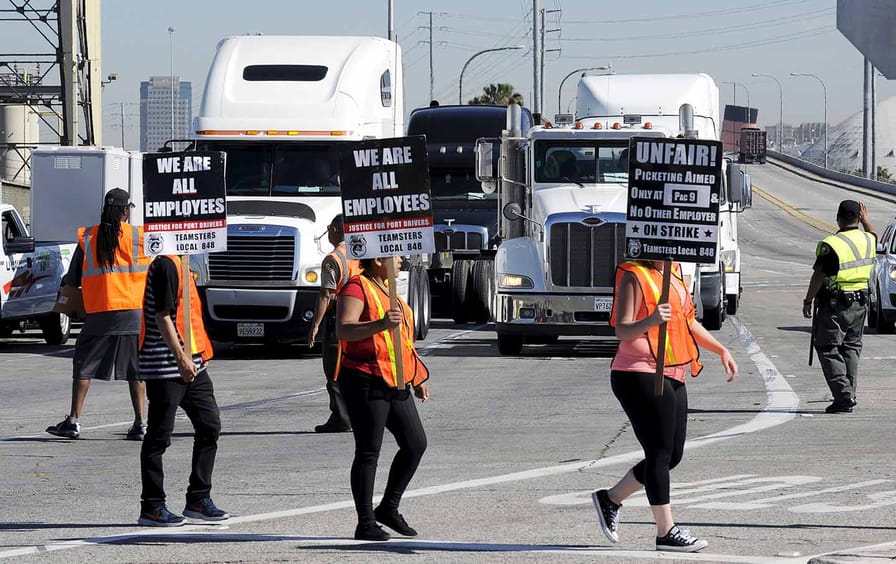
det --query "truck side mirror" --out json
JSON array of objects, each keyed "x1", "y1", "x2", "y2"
[
  {"x1": 475, "y1": 139, "x2": 497, "y2": 182},
  {"x1": 6, "y1": 235, "x2": 35, "y2": 253},
  {"x1": 502, "y1": 202, "x2": 523, "y2": 221},
  {"x1": 727, "y1": 164, "x2": 743, "y2": 205},
  {"x1": 741, "y1": 173, "x2": 753, "y2": 208}
]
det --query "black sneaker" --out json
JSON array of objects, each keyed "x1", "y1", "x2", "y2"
[
  {"x1": 591, "y1": 489, "x2": 620, "y2": 543},
  {"x1": 355, "y1": 522, "x2": 391, "y2": 541},
  {"x1": 656, "y1": 525, "x2": 708, "y2": 552},
  {"x1": 46, "y1": 417, "x2": 80, "y2": 439},
  {"x1": 314, "y1": 422, "x2": 351, "y2": 433},
  {"x1": 374, "y1": 506, "x2": 418, "y2": 536},
  {"x1": 126, "y1": 423, "x2": 147, "y2": 441},
  {"x1": 138, "y1": 506, "x2": 185, "y2": 527},
  {"x1": 825, "y1": 402, "x2": 854, "y2": 414},
  {"x1": 183, "y1": 498, "x2": 230, "y2": 521}
]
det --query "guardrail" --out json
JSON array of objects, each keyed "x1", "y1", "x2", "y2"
[{"x1": 768, "y1": 149, "x2": 896, "y2": 197}]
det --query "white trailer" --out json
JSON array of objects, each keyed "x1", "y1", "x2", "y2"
[
  {"x1": 191, "y1": 35, "x2": 430, "y2": 345},
  {"x1": 477, "y1": 74, "x2": 751, "y2": 355}
]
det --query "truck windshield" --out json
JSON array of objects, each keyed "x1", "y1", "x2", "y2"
[
  {"x1": 534, "y1": 141, "x2": 629, "y2": 184},
  {"x1": 429, "y1": 168, "x2": 495, "y2": 201},
  {"x1": 195, "y1": 141, "x2": 341, "y2": 197}
]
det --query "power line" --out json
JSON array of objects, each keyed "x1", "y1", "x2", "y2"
[{"x1": 564, "y1": 0, "x2": 814, "y2": 24}]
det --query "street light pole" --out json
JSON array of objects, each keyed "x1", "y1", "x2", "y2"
[
  {"x1": 752, "y1": 73, "x2": 783, "y2": 150},
  {"x1": 558, "y1": 65, "x2": 610, "y2": 117},
  {"x1": 168, "y1": 26, "x2": 176, "y2": 141},
  {"x1": 790, "y1": 72, "x2": 828, "y2": 169},
  {"x1": 458, "y1": 46, "x2": 525, "y2": 105}
]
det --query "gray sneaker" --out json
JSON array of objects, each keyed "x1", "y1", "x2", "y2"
[
  {"x1": 126, "y1": 424, "x2": 147, "y2": 441},
  {"x1": 46, "y1": 417, "x2": 80, "y2": 439}
]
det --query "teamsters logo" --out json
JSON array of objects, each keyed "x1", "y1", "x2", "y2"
[
  {"x1": 147, "y1": 233, "x2": 164, "y2": 255},
  {"x1": 348, "y1": 234, "x2": 367, "y2": 258},
  {"x1": 628, "y1": 238, "x2": 642, "y2": 258}
]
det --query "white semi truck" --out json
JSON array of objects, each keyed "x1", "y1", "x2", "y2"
[
  {"x1": 477, "y1": 74, "x2": 751, "y2": 355},
  {"x1": 190, "y1": 35, "x2": 430, "y2": 345}
]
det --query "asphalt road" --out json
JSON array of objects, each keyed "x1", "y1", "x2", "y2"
[{"x1": 1, "y1": 161, "x2": 895, "y2": 563}]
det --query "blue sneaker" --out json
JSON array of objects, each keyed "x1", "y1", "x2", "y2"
[
  {"x1": 183, "y1": 498, "x2": 230, "y2": 521},
  {"x1": 138, "y1": 506, "x2": 185, "y2": 527}
]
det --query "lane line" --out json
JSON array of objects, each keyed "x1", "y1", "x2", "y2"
[
  {"x1": 0, "y1": 317, "x2": 804, "y2": 561},
  {"x1": 752, "y1": 184, "x2": 836, "y2": 233}
]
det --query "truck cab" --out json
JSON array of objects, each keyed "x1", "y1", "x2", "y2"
[
  {"x1": 480, "y1": 74, "x2": 751, "y2": 355},
  {"x1": 190, "y1": 35, "x2": 430, "y2": 344},
  {"x1": 406, "y1": 104, "x2": 532, "y2": 324}
]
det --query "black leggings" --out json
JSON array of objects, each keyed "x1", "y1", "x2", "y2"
[
  {"x1": 339, "y1": 369, "x2": 427, "y2": 524},
  {"x1": 611, "y1": 370, "x2": 688, "y2": 505}
]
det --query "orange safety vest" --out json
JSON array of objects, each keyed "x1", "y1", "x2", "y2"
[
  {"x1": 139, "y1": 255, "x2": 214, "y2": 362},
  {"x1": 326, "y1": 243, "x2": 363, "y2": 294},
  {"x1": 335, "y1": 274, "x2": 429, "y2": 388},
  {"x1": 610, "y1": 261, "x2": 702, "y2": 376},
  {"x1": 78, "y1": 224, "x2": 151, "y2": 313}
]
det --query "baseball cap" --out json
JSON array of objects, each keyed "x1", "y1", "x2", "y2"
[
  {"x1": 104, "y1": 188, "x2": 134, "y2": 208},
  {"x1": 837, "y1": 199, "x2": 861, "y2": 220}
]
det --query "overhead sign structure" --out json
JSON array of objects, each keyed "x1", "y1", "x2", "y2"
[
  {"x1": 338, "y1": 135, "x2": 434, "y2": 259},
  {"x1": 142, "y1": 151, "x2": 227, "y2": 256},
  {"x1": 625, "y1": 137, "x2": 723, "y2": 264}
]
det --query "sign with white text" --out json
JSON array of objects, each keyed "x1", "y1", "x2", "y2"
[
  {"x1": 625, "y1": 137, "x2": 723, "y2": 264},
  {"x1": 338, "y1": 135, "x2": 434, "y2": 259},
  {"x1": 142, "y1": 151, "x2": 227, "y2": 256}
]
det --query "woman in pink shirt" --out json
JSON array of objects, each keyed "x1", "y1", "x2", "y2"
[{"x1": 592, "y1": 260, "x2": 738, "y2": 553}]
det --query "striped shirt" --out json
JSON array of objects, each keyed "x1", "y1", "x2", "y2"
[{"x1": 138, "y1": 256, "x2": 204, "y2": 380}]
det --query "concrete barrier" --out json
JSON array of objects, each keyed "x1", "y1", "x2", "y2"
[{"x1": 768, "y1": 150, "x2": 896, "y2": 197}]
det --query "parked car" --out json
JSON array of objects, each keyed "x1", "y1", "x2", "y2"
[{"x1": 868, "y1": 217, "x2": 896, "y2": 333}]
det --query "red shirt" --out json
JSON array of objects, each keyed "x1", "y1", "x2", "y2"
[{"x1": 337, "y1": 277, "x2": 381, "y2": 377}]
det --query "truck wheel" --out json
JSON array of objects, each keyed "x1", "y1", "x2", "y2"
[
  {"x1": 726, "y1": 292, "x2": 739, "y2": 315},
  {"x1": 40, "y1": 312, "x2": 71, "y2": 345},
  {"x1": 497, "y1": 333, "x2": 523, "y2": 355},
  {"x1": 702, "y1": 272, "x2": 726, "y2": 331},
  {"x1": 413, "y1": 266, "x2": 431, "y2": 340},
  {"x1": 0, "y1": 324, "x2": 13, "y2": 338},
  {"x1": 450, "y1": 259, "x2": 472, "y2": 324},
  {"x1": 470, "y1": 258, "x2": 495, "y2": 324}
]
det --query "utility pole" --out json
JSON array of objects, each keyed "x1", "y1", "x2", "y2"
[
  {"x1": 168, "y1": 26, "x2": 176, "y2": 142},
  {"x1": 120, "y1": 102, "x2": 125, "y2": 148},
  {"x1": 387, "y1": 0, "x2": 394, "y2": 41},
  {"x1": 418, "y1": 11, "x2": 437, "y2": 102},
  {"x1": 871, "y1": 64, "x2": 877, "y2": 180},
  {"x1": 539, "y1": 8, "x2": 561, "y2": 116},
  {"x1": 863, "y1": 58, "x2": 872, "y2": 178},
  {"x1": 532, "y1": 0, "x2": 540, "y2": 122}
]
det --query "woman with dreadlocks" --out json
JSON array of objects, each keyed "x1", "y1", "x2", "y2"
[{"x1": 46, "y1": 188, "x2": 153, "y2": 441}]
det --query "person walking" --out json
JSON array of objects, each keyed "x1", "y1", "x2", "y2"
[
  {"x1": 46, "y1": 188, "x2": 151, "y2": 440},
  {"x1": 592, "y1": 260, "x2": 737, "y2": 553},
  {"x1": 335, "y1": 255, "x2": 430, "y2": 541},
  {"x1": 803, "y1": 200, "x2": 876, "y2": 414},
  {"x1": 308, "y1": 215, "x2": 360, "y2": 433},
  {"x1": 137, "y1": 254, "x2": 228, "y2": 527}
]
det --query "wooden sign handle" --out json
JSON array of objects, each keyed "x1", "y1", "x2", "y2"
[
  {"x1": 654, "y1": 259, "x2": 672, "y2": 396},
  {"x1": 386, "y1": 259, "x2": 405, "y2": 389},
  {"x1": 181, "y1": 254, "x2": 193, "y2": 360}
]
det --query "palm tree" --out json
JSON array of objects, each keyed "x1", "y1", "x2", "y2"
[{"x1": 468, "y1": 83, "x2": 524, "y2": 106}]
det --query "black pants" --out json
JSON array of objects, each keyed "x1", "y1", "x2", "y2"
[
  {"x1": 140, "y1": 370, "x2": 221, "y2": 511},
  {"x1": 339, "y1": 369, "x2": 427, "y2": 524},
  {"x1": 321, "y1": 311, "x2": 350, "y2": 427},
  {"x1": 611, "y1": 370, "x2": 687, "y2": 505}
]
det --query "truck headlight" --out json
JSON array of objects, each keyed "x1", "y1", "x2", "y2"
[
  {"x1": 497, "y1": 273, "x2": 534, "y2": 289},
  {"x1": 305, "y1": 270, "x2": 319, "y2": 283},
  {"x1": 719, "y1": 250, "x2": 737, "y2": 272},
  {"x1": 888, "y1": 266, "x2": 896, "y2": 282}
]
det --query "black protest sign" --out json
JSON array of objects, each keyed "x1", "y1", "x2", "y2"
[
  {"x1": 142, "y1": 151, "x2": 227, "y2": 256},
  {"x1": 625, "y1": 137, "x2": 723, "y2": 264},
  {"x1": 338, "y1": 135, "x2": 434, "y2": 259}
]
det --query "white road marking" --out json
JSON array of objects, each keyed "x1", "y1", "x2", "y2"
[{"x1": 0, "y1": 317, "x2": 808, "y2": 561}]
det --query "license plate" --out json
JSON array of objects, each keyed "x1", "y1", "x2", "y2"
[
  {"x1": 594, "y1": 297, "x2": 613, "y2": 312},
  {"x1": 237, "y1": 323, "x2": 264, "y2": 338}
]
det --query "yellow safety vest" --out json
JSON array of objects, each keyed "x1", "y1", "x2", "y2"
[{"x1": 818, "y1": 229, "x2": 876, "y2": 291}]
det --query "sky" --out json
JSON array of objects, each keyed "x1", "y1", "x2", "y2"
[{"x1": 5, "y1": 0, "x2": 895, "y2": 150}]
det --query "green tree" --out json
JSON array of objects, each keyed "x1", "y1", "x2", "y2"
[
  {"x1": 468, "y1": 83, "x2": 524, "y2": 106},
  {"x1": 877, "y1": 166, "x2": 893, "y2": 183}
]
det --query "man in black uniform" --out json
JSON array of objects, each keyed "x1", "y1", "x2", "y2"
[{"x1": 803, "y1": 200, "x2": 876, "y2": 414}]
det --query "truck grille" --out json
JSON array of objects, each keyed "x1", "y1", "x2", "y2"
[
  {"x1": 434, "y1": 231, "x2": 483, "y2": 251},
  {"x1": 549, "y1": 222, "x2": 625, "y2": 287},
  {"x1": 208, "y1": 235, "x2": 295, "y2": 281}
]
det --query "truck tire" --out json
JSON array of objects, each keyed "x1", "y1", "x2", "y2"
[
  {"x1": 450, "y1": 259, "x2": 472, "y2": 324},
  {"x1": 40, "y1": 312, "x2": 71, "y2": 345},
  {"x1": 470, "y1": 258, "x2": 495, "y2": 324},
  {"x1": 726, "y1": 292, "x2": 739, "y2": 315},
  {"x1": 702, "y1": 271, "x2": 726, "y2": 331},
  {"x1": 413, "y1": 266, "x2": 431, "y2": 340},
  {"x1": 497, "y1": 333, "x2": 523, "y2": 355},
  {"x1": 0, "y1": 324, "x2": 13, "y2": 338}
]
